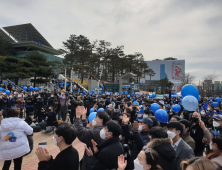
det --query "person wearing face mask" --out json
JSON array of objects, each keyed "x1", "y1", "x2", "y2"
[
  {"x1": 190, "y1": 112, "x2": 211, "y2": 156},
  {"x1": 118, "y1": 147, "x2": 163, "y2": 170},
  {"x1": 180, "y1": 119, "x2": 195, "y2": 150},
  {"x1": 122, "y1": 115, "x2": 153, "y2": 170},
  {"x1": 85, "y1": 120, "x2": 124, "y2": 170},
  {"x1": 206, "y1": 105, "x2": 215, "y2": 118},
  {"x1": 25, "y1": 92, "x2": 34, "y2": 118},
  {"x1": 41, "y1": 106, "x2": 57, "y2": 134},
  {"x1": 36, "y1": 94, "x2": 44, "y2": 123},
  {"x1": 206, "y1": 134, "x2": 222, "y2": 166},
  {"x1": 16, "y1": 93, "x2": 24, "y2": 118},
  {"x1": 200, "y1": 109, "x2": 209, "y2": 126},
  {"x1": 215, "y1": 106, "x2": 222, "y2": 115},
  {"x1": 167, "y1": 122, "x2": 194, "y2": 170},
  {"x1": 212, "y1": 115, "x2": 222, "y2": 133},
  {"x1": 74, "y1": 106, "x2": 109, "y2": 170},
  {"x1": 36, "y1": 123, "x2": 79, "y2": 170},
  {"x1": 59, "y1": 89, "x2": 69, "y2": 122}
]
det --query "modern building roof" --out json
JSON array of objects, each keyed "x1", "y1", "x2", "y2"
[
  {"x1": 0, "y1": 29, "x2": 15, "y2": 42},
  {"x1": 3, "y1": 23, "x2": 53, "y2": 48}
]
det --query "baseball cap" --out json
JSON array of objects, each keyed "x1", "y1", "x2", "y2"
[
  {"x1": 213, "y1": 115, "x2": 222, "y2": 121},
  {"x1": 138, "y1": 117, "x2": 153, "y2": 128}
]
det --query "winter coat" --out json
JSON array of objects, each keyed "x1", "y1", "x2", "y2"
[
  {"x1": 0, "y1": 117, "x2": 33, "y2": 161},
  {"x1": 74, "y1": 118, "x2": 105, "y2": 170},
  {"x1": 122, "y1": 124, "x2": 150, "y2": 170},
  {"x1": 91, "y1": 137, "x2": 124, "y2": 170},
  {"x1": 146, "y1": 138, "x2": 176, "y2": 170}
]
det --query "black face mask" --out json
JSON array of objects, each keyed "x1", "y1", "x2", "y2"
[
  {"x1": 216, "y1": 109, "x2": 220, "y2": 112},
  {"x1": 192, "y1": 117, "x2": 199, "y2": 123}
]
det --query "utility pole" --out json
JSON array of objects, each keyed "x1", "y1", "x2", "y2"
[{"x1": 64, "y1": 68, "x2": 67, "y2": 91}]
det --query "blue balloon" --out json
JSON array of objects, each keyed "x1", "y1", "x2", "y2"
[
  {"x1": 182, "y1": 95, "x2": 198, "y2": 111},
  {"x1": 121, "y1": 92, "x2": 123, "y2": 95},
  {"x1": 99, "y1": 91, "x2": 101, "y2": 94},
  {"x1": 89, "y1": 108, "x2": 94, "y2": 114},
  {"x1": 11, "y1": 82, "x2": 14, "y2": 85},
  {"x1": 56, "y1": 83, "x2": 58, "y2": 85},
  {"x1": 60, "y1": 86, "x2": 63, "y2": 88},
  {"x1": 21, "y1": 86, "x2": 23, "y2": 88},
  {"x1": 88, "y1": 90, "x2": 90, "y2": 93},
  {"x1": 155, "y1": 109, "x2": 168, "y2": 123},
  {"x1": 92, "y1": 90, "x2": 95, "y2": 94},
  {"x1": 5, "y1": 90, "x2": 10, "y2": 95},
  {"x1": 181, "y1": 84, "x2": 199, "y2": 100},
  {"x1": 216, "y1": 97, "x2": 221, "y2": 103},
  {"x1": 150, "y1": 103, "x2": 160, "y2": 113},
  {"x1": 133, "y1": 101, "x2": 139, "y2": 106},
  {"x1": 39, "y1": 87, "x2": 42, "y2": 90},
  {"x1": 80, "y1": 93, "x2": 83, "y2": 96},
  {"x1": 212, "y1": 102, "x2": 218, "y2": 107},
  {"x1": 127, "y1": 95, "x2": 130, "y2": 98},
  {"x1": 23, "y1": 86, "x2": 27, "y2": 91},
  {"x1": 88, "y1": 112, "x2": 97, "y2": 122},
  {"x1": 34, "y1": 87, "x2": 38, "y2": 91},
  {"x1": 172, "y1": 104, "x2": 181, "y2": 112},
  {"x1": 152, "y1": 94, "x2": 156, "y2": 98},
  {"x1": 83, "y1": 91, "x2": 86, "y2": 95},
  {"x1": 61, "y1": 80, "x2": 63, "y2": 82},
  {"x1": 125, "y1": 91, "x2": 128, "y2": 94},
  {"x1": 54, "y1": 88, "x2": 56, "y2": 90},
  {"x1": 0, "y1": 87, "x2": 3, "y2": 92},
  {"x1": 3, "y1": 82, "x2": 5, "y2": 84},
  {"x1": 59, "y1": 83, "x2": 61, "y2": 85},
  {"x1": 29, "y1": 86, "x2": 33, "y2": 91},
  {"x1": 97, "y1": 108, "x2": 104, "y2": 112},
  {"x1": 132, "y1": 93, "x2": 134, "y2": 96}
]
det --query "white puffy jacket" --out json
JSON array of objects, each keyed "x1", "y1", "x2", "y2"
[{"x1": 0, "y1": 117, "x2": 33, "y2": 161}]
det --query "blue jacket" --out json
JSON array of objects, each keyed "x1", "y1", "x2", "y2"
[{"x1": 7, "y1": 97, "x2": 16, "y2": 108}]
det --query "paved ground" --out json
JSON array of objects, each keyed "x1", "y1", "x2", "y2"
[{"x1": 0, "y1": 131, "x2": 85, "y2": 170}]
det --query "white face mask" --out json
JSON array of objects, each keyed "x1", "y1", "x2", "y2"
[
  {"x1": 201, "y1": 111, "x2": 205, "y2": 115},
  {"x1": 92, "y1": 120, "x2": 97, "y2": 126},
  {"x1": 167, "y1": 131, "x2": 176, "y2": 139},
  {"x1": 134, "y1": 158, "x2": 144, "y2": 170},
  {"x1": 209, "y1": 143, "x2": 212, "y2": 150},
  {"x1": 138, "y1": 125, "x2": 144, "y2": 133},
  {"x1": 9, "y1": 96, "x2": 12, "y2": 98},
  {"x1": 207, "y1": 108, "x2": 210, "y2": 111},
  {"x1": 51, "y1": 95, "x2": 54, "y2": 97},
  {"x1": 31, "y1": 116, "x2": 34, "y2": 119},
  {"x1": 53, "y1": 136, "x2": 60, "y2": 145},
  {"x1": 100, "y1": 128, "x2": 108, "y2": 139},
  {"x1": 137, "y1": 114, "x2": 143, "y2": 118},
  {"x1": 143, "y1": 115, "x2": 148, "y2": 119},
  {"x1": 61, "y1": 93, "x2": 64, "y2": 95},
  {"x1": 18, "y1": 95, "x2": 21, "y2": 98},
  {"x1": 38, "y1": 96, "x2": 41, "y2": 99},
  {"x1": 213, "y1": 120, "x2": 220, "y2": 127},
  {"x1": 14, "y1": 92, "x2": 17, "y2": 94}
]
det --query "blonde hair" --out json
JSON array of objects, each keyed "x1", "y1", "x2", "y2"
[{"x1": 181, "y1": 157, "x2": 217, "y2": 170}]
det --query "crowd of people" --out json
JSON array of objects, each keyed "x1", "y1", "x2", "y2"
[{"x1": 0, "y1": 81, "x2": 222, "y2": 170}]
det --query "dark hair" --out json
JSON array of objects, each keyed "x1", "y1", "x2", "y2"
[
  {"x1": 180, "y1": 119, "x2": 191, "y2": 132},
  {"x1": 55, "y1": 123, "x2": 77, "y2": 145},
  {"x1": 149, "y1": 116, "x2": 159, "y2": 127},
  {"x1": 98, "y1": 103, "x2": 103, "y2": 109},
  {"x1": 97, "y1": 111, "x2": 110, "y2": 125},
  {"x1": 212, "y1": 134, "x2": 222, "y2": 150},
  {"x1": 125, "y1": 108, "x2": 131, "y2": 114},
  {"x1": 29, "y1": 112, "x2": 34, "y2": 116},
  {"x1": 144, "y1": 148, "x2": 162, "y2": 170},
  {"x1": 7, "y1": 108, "x2": 19, "y2": 117},
  {"x1": 105, "y1": 120, "x2": 121, "y2": 137},
  {"x1": 149, "y1": 126, "x2": 168, "y2": 139},
  {"x1": 167, "y1": 121, "x2": 184, "y2": 135},
  {"x1": 171, "y1": 115, "x2": 181, "y2": 121}
]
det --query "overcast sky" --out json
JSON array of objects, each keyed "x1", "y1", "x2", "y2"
[{"x1": 1, "y1": 0, "x2": 222, "y2": 82}]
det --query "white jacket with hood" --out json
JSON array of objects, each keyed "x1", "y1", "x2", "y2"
[{"x1": 0, "y1": 117, "x2": 33, "y2": 161}]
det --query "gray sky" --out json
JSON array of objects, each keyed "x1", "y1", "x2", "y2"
[{"x1": 1, "y1": 0, "x2": 222, "y2": 82}]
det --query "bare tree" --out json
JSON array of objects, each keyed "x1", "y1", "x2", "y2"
[{"x1": 179, "y1": 73, "x2": 196, "y2": 86}]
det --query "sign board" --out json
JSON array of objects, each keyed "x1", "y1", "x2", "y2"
[
  {"x1": 156, "y1": 94, "x2": 164, "y2": 99},
  {"x1": 123, "y1": 85, "x2": 130, "y2": 89},
  {"x1": 135, "y1": 92, "x2": 144, "y2": 95}
]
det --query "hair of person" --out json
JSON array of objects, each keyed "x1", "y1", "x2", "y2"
[
  {"x1": 143, "y1": 147, "x2": 163, "y2": 170},
  {"x1": 7, "y1": 108, "x2": 19, "y2": 117},
  {"x1": 212, "y1": 134, "x2": 222, "y2": 150},
  {"x1": 172, "y1": 115, "x2": 181, "y2": 121},
  {"x1": 149, "y1": 116, "x2": 159, "y2": 127},
  {"x1": 49, "y1": 105, "x2": 53, "y2": 110},
  {"x1": 98, "y1": 103, "x2": 103, "y2": 109},
  {"x1": 125, "y1": 108, "x2": 131, "y2": 114},
  {"x1": 97, "y1": 111, "x2": 110, "y2": 125},
  {"x1": 167, "y1": 121, "x2": 184, "y2": 135},
  {"x1": 55, "y1": 123, "x2": 77, "y2": 145},
  {"x1": 29, "y1": 112, "x2": 34, "y2": 116},
  {"x1": 181, "y1": 157, "x2": 218, "y2": 170},
  {"x1": 105, "y1": 120, "x2": 121, "y2": 137},
  {"x1": 180, "y1": 119, "x2": 191, "y2": 132},
  {"x1": 149, "y1": 126, "x2": 168, "y2": 139}
]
